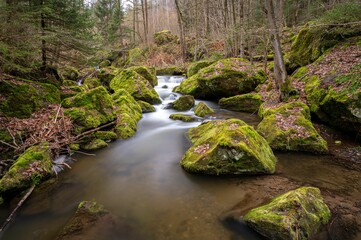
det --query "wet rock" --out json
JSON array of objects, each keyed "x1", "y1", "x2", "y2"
[
  {"x1": 0, "y1": 142, "x2": 53, "y2": 194},
  {"x1": 178, "y1": 58, "x2": 266, "y2": 100},
  {"x1": 56, "y1": 201, "x2": 139, "y2": 240},
  {"x1": 137, "y1": 100, "x2": 156, "y2": 113},
  {"x1": 181, "y1": 119, "x2": 277, "y2": 175},
  {"x1": 219, "y1": 93, "x2": 262, "y2": 113},
  {"x1": 110, "y1": 70, "x2": 161, "y2": 104},
  {"x1": 112, "y1": 89, "x2": 142, "y2": 139},
  {"x1": 194, "y1": 102, "x2": 214, "y2": 117},
  {"x1": 161, "y1": 85, "x2": 168, "y2": 89},
  {"x1": 257, "y1": 102, "x2": 328, "y2": 153},
  {"x1": 187, "y1": 60, "x2": 214, "y2": 77},
  {"x1": 244, "y1": 187, "x2": 331, "y2": 240},
  {"x1": 62, "y1": 86, "x2": 116, "y2": 134},
  {"x1": 82, "y1": 139, "x2": 108, "y2": 150},
  {"x1": 169, "y1": 114, "x2": 196, "y2": 122},
  {"x1": 172, "y1": 95, "x2": 195, "y2": 111},
  {"x1": 0, "y1": 78, "x2": 60, "y2": 118},
  {"x1": 127, "y1": 66, "x2": 158, "y2": 87}
]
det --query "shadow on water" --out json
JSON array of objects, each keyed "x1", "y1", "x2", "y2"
[{"x1": 1, "y1": 76, "x2": 360, "y2": 240}]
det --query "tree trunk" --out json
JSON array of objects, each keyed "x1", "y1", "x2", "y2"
[
  {"x1": 175, "y1": 0, "x2": 186, "y2": 61},
  {"x1": 265, "y1": 0, "x2": 289, "y2": 101},
  {"x1": 40, "y1": 0, "x2": 46, "y2": 71},
  {"x1": 239, "y1": 0, "x2": 245, "y2": 58}
]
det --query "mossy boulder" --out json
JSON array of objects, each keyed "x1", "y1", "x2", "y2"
[
  {"x1": 60, "y1": 85, "x2": 83, "y2": 100},
  {"x1": 288, "y1": 24, "x2": 361, "y2": 71},
  {"x1": 94, "y1": 131, "x2": 117, "y2": 141},
  {"x1": 112, "y1": 89, "x2": 142, "y2": 139},
  {"x1": 257, "y1": 102, "x2": 328, "y2": 153},
  {"x1": 187, "y1": 60, "x2": 215, "y2": 77},
  {"x1": 194, "y1": 102, "x2": 214, "y2": 117},
  {"x1": 137, "y1": 100, "x2": 156, "y2": 113},
  {"x1": 63, "y1": 80, "x2": 78, "y2": 87},
  {"x1": 244, "y1": 187, "x2": 331, "y2": 240},
  {"x1": 178, "y1": 58, "x2": 266, "y2": 100},
  {"x1": 99, "y1": 59, "x2": 111, "y2": 68},
  {"x1": 83, "y1": 77, "x2": 101, "y2": 89},
  {"x1": 98, "y1": 67, "x2": 119, "y2": 89},
  {"x1": 259, "y1": 101, "x2": 311, "y2": 120},
  {"x1": 110, "y1": 70, "x2": 161, "y2": 104},
  {"x1": 219, "y1": 93, "x2": 262, "y2": 113},
  {"x1": 58, "y1": 66, "x2": 80, "y2": 81},
  {"x1": 181, "y1": 119, "x2": 277, "y2": 175},
  {"x1": 154, "y1": 30, "x2": 178, "y2": 45},
  {"x1": 0, "y1": 142, "x2": 53, "y2": 194},
  {"x1": 172, "y1": 95, "x2": 195, "y2": 111},
  {"x1": 127, "y1": 66, "x2": 158, "y2": 87},
  {"x1": 62, "y1": 86, "x2": 116, "y2": 134},
  {"x1": 156, "y1": 66, "x2": 186, "y2": 76},
  {"x1": 169, "y1": 114, "x2": 195, "y2": 122},
  {"x1": 82, "y1": 139, "x2": 108, "y2": 151},
  {"x1": 0, "y1": 78, "x2": 61, "y2": 118},
  {"x1": 127, "y1": 47, "x2": 143, "y2": 65}
]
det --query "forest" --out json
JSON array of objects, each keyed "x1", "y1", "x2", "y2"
[{"x1": 0, "y1": 0, "x2": 361, "y2": 239}]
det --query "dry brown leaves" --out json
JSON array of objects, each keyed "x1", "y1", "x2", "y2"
[
  {"x1": 229, "y1": 123, "x2": 240, "y2": 130},
  {"x1": 194, "y1": 144, "x2": 210, "y2": 154},
  {"x1": 0, "y1": 105, "x2": 73, "y2": 157},
  {"x1": 275, "y1": 113, "x2": 310, "y2": 139}
]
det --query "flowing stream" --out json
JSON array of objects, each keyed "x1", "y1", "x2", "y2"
[{"x1": 0, "y1": 76, "x2": 361, "y2": 240}]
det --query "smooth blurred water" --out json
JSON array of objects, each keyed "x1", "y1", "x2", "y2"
[{"x1": 0, "y1": 76, "x2": 360, "y2": 240}]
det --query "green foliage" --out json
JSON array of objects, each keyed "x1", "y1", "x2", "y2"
[{"x1": 318, "y1": 2, "x2": 361, "y2": 24}]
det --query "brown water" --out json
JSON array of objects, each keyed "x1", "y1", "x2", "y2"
[{"x1": 0, "y1": 76, "x2": 360, "y2": 240}]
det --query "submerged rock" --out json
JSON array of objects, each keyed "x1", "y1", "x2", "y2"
[
  {"x1": 178, "y1": 58, "x2": 266, "y2": 99},
  {"x1": 194, "y1": 102, "x2": 214, "y2": 117},
  {"x1": 181, "y1": 119, "x2": 277, "y2": 175},
  {"x1": 0, "y1": 142, "x2": 53, "y2": 194},
  {"x1": 219, "y1": 93, "x2": 262, "y2": 113},
  {"x1": 169, "y1": 114, "x2": 195, "y2": 122},
  {"x1": 63, "y1": 86, "x2": 116, "y2": 134},
  {"x1": 0, "y1": 77, "x2": 60, "y2": 118},
  {"x1": 137, "y1": 100, "x2": 156, "y2": 113},
  {"x1": 110, "y1": 70, "x2": 161, "y2": 104},
  {"x1": 257, "y1": 102, "x2": 328, "y2": 153},
  {"x1": 244, "y1": 187, "x2": 331, "y2": 240},
  {"x1": 172, "y1": 95, "x2": 195, "y2": 111}
]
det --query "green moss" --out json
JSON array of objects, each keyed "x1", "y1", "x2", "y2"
[
  {"x1": 154, "y1": 30, "x2": 178, "y2": 45},
  {"x1": 219, "y1": 93, "x2": 262, "y2": 113},
  {"x1": 194, "y1": 102, "x2": 214, "y2": 117},
  {"x1": 172, "y1": 95, "x2": 195, "y2": 111},
  {"x1": 181, "y1": 119, "x2": 277, "y2": 175},
  {"x1": 0, "y1": 142, "x2": 53, "y2": 194},
  {"x1": 259, "y1": 102, "x2": 311, "y2": 120},
  {"x1": 292, "y1": 67, "x2": 309, "y2": 79},
  {"x1": 94, "y1": 131, "x2": 117, "y2": 141},
  {"x1": 58, "y1": 66, "x2": 80, "y2": 81},
  {"x1": 63, "y1": 80, "x2": 78, "y2": 87},
  {"x1": 98, "y1": 67, "x2": 119, "y2": 89},
  {"x1": 69, "y1": 144, "x2": 80, "y2": 151},
  {"x1": 110, "y1": 70, "x2": 161, "y2": 104},
  {"x1": 128, "y1": 48, "x2": 143, "y2": 65},
  {"x1": 99, "y1": 60, "x2": 111, "y2": 68},
  {"x1": 63, "y1": 86, "x2": 116, "y2": 134},
  {"x1": 127, "y1": 66, "x2": 158, "y2": 87},
  {"x1": 187, "y1": 60, "x2": 215, "y2": 77},
  {"x1": 156, "y1": 66, "x2": 186, "y2": 76},
  {"x1": 0, "y1": 79, "x2": 60, "y2": 118},
  {"x1": 83, "y1": 77, "x2": 101, "y2": 89},
  {"x1": 178, "y1": 58, "x2": 266, "y2": 99},
  {"x1": 82, "y1": 139, "x2": 108, "y2": 150},
  {"x1": 137, "y1": 100, "x2": 156, "y2": 113},
  {"x1": 114, "y1": 113, "x2": 138, "y2": 139},
  {"x1": 169, "y1": 114, "x2": 195, "y2": 122},
  {"x1": 244, "y1": 187, "x2": 331, "y2": 240}
]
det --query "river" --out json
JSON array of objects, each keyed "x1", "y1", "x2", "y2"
[{"x1": 0, "y1": 76, "x2": 360, "y2": 240}]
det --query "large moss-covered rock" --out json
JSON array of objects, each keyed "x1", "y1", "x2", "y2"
[
  {"x1": 172, "y1": 95, "x2": 195, "y2": 111},
  {"x1": 288, "y1": 23, "x2": 361, "y2": 71},
  {"x1": 63, "y1": 86, "x2": 116, "y2": 134},
  {"x1": 244, "y1": 187, "x2": 331, "y2": 240},
  {"x1": 194, "y1": 102, "x2": 214, "y2": 117},
  {"x1": 112, "y1": 89, "x2": 142, "y2": 139},
  {"x1": 127, "y1": 66, "x2": 158, "y2": 87},
  {"x1": 292, "y1": 38, "x2": 361, "y2": 133},
  {"x1": 110, "y1": 70, "x2": 161, "y2": 104},
  {"x1": 187, "y1": 60, "x2": 214, "y2": 77},
  {"x1": 0, "y1": 142, "x2": 53, "y2": 194},
  {"x1": 0, "y1": 78, "x2": 60, "y2": 118},
  {"x1": 257, "y1": 102, "x2": 328, "y2": 153},
  {"x1": 219, "y1": 93, "x2": 262, "y2": 113},
  {"x1": 156, "y1": 66, "x2": 186, "y2": 76},
  {"x1": 83, "y1": 77, "x2": 101, "y2": 89},
  {"x1": 98, "y1": 67, "x2": 119, "y2": 89},
  {"x1": 137, "y1": 100, "x2": 156, "y2": 113},
  {"x1": 154, "y1": 30, "x2": 178, "y2": 45},
  {"x1": 178, "y1": 58, "x2": 266, "y2": 99},
  {"x1": 58, "y1": 66, "x2": 80, "y2": 81},
  {"x1": 181, "y1": 119, "x2": 277, "y2": 175},
  {"x1": 169, "y1": 114, "x2": 195, "y2": 122}
]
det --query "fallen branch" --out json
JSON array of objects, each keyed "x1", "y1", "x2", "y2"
[
  {"x1": 73, "y1": 120, "x2": 117, "y2": 141},
  {"x1": 0, "y1": 140, "x2": 17, "y2": 149},
  {"x1": 0, "y1": 185, "x2": 36, "y2": 234}
]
